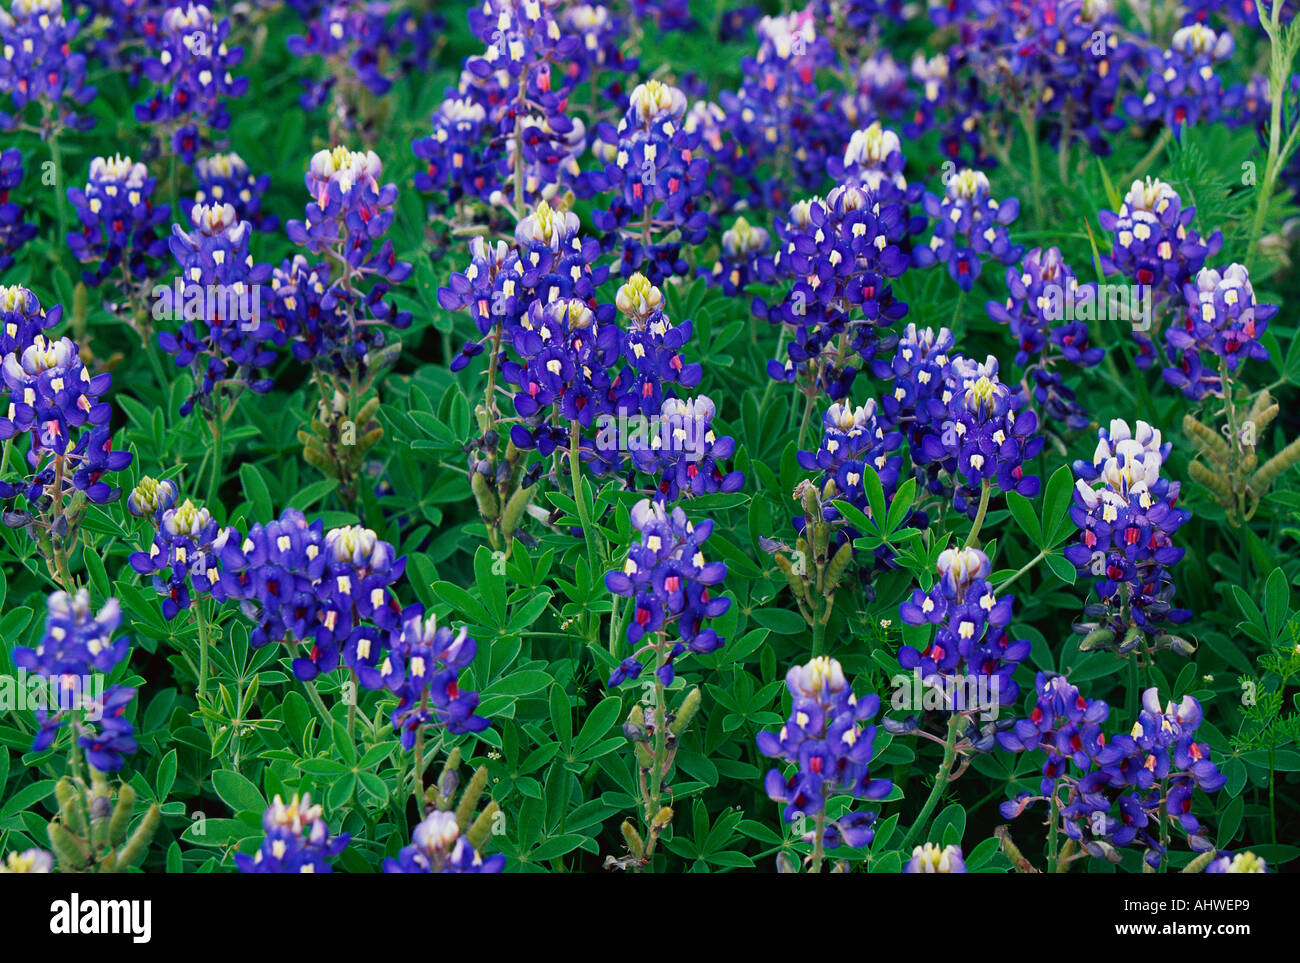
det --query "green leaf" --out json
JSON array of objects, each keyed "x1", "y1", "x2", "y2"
[
  {"x1": 574, "y1": 697, "x2": 622, "y2": 756},
  {"x1": 1044, "y1": 552, "x2": 1077, "y2": 585},
  {"x1": 211, "y1": 770, "x2": 266, "y2": 816},
  {"x1": 238, "y1": 463, "x2": 274, "y2": 520},
  {"x1": 155, "y1": 749, "x2": 178, "y2": 801},
  {"x1": 1006, "y1": 492, "x2": 1040, "y2": 546},
  {"x1": 1040, "y1": 465, "x2": 1075, "y2": 547},
  {"x1": 483, "y1": 670, "x2": 553, "y2": 699},
  {"x1": 751, "y1": 608, "x2": 808, "y2": 635}
]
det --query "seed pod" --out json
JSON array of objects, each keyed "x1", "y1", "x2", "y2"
[
  {"x1": 109, "y1": 784, "x2": 136, "y2": 848},
  {"x1": 56, "y1": 777, "x2": 87, "y2": 837},
  {"x1": 620, "y1": 820, "x2": 645, "y2": 859},
  {"x1": 1159, "y1": 634, "x2": 1196, "y2": 657},
  {"x1": 1056, "y1": 838, "x2": 1077, "y2": 872},
  {"x1": 995, "y1": 826, "x2": 1037, "y2": 873},
  {"x1": 49, "y1": 822, "x2": 90, "y2": 873},
  {"x1": 650, "y1": 806, "x2": 674, "y2": 832},
  {"x1": 1118, "y1": 624, "x2": 1143, "y2": 654},
  {"x1": 1187, "y1": 459, "x2": 1232, "y2": 503},
  {"x1": 1252, "y1": 435, "x2": 1300, "y2": 493},
  {"x1": 500, "y1": 482, "x2": 534, "y2": 537},
  {"x1": 1182, "y1": 850, "x2": 1217, "y2": 873},
  {"x1": 811, "y1": 520, "x2": 830, "y2": 564},
  {"x1": 114, "y1": 804, "x2": 160, "y2": 869},
  {"x1": 1078, "y1": 627, "x2": 1114, "y2": 652},
  {"x1": 368, "y1": 342, "x2": 403, "y2": 371},
  {"x1": 466, "y1": 801, "x2": 500, "y2": 852},
  {"x1": 301, "y1": 439, "x2": 334, "y2": 472},
  {"x1": 800, "y1": 484, "x2": 820, "y2": 518},
  {"x1": 823, "y1": 541, "x2": 853, "y2": 595},
  {"x1": 471, "y1": 471, "x2": 499, "y2": 521},
  {"x1": 1182, "y1": 414, "x2": 1230, "y2": 463},
  {"x1": 355, "y1": 396, "x2": 381, "y2": 426},
  {"x1": 456, "y1": 766, "x2": 490, "y2": 832},
  {"x1": 668, "y1": 688, "x2": 701, "y2": 738}
]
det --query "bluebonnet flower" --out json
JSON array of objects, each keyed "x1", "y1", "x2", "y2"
[
  {"x1": 1099, "y1": 177, "x2": 1222, "y2": 305},
  {"x1": 0, "y1": 283, "x2": 58, "y2": 356},
  {"x1": 128, "y1": 495, "x2": 223, "y2": 620},
  {"x1": 0, "y1": 329, "x2": 133, "y2": 505},
  {"x1": 155, "y1": 201, "x2": 277, "y2": 417},
  {"x1": 441, "y1": 0, "x2": 585, "y2": 216},
  {"x1": 0, "y1": 0, "x2": 96, "y2": 133},
  {"x1": 437, "y1": 201, "x2": 609, "y2": 374},
  {"x1": 905, "y1": 842, "x2": 967, "y2": 872},
  {"x1": 383, "y1": 810, "x2": 505, "y2": 873},
  {"x1": 1204, "y1": 851, "x2": 1267, "y2": 873},
  {"x1": 12, "y1": 590, "x2": 138, "y2": 771},
  {"x1": 0, "y1": 148, "x2": 36, "y2": 270},
  {"x1": 757, "y1": 657, "x2": 892, "y2": 856},
  {"x1": 382, "y1": 606, "x2": 488, "y2": 749},
  {"x1": 827, "y1": 122, "x2": 923, "y2": 222},
  {"x1": 958, "y1": 0, "x2": 1135, "y2": 159},
  {"x1": 0, "y1": 848, "x2": 53, "y2": 872},
  {"x1": 914, "y1": 168, "x2": 1023, "y2": 290},
  {"x1": 898, "y1": 546, "x2": 1030, "y2": 720},
  {"x1": 1000, "y1": 678, "x2": 1224, "y2": 867},
  {"x1": 1123, "y1": 23, "x2": 1238, "y2": 134},
  {"x1": 284, "y1": 2, "x2": 445, "y2": 126},
  {"x1": 503, "y1": 296, "x2": 620, "y2": 457},
  {"x1": 986, "y1": 247, "x2": 1106, "y2": 429},
  {"x1": 193, "y1": 152, "x2": 277, "y2": 232},
  {"x1": 579, "y1": 79, "x2": 710, "y2": 284},
  {"x1": 1065, "y1": 419, "x2": 1192, "y2": 650},
  {"x1": 1164, "y1": 264, "x2": 1275, "y2": 399},
  {"x1": 282, "y1": 147, "x2": 412, "y2": 377},
  {"x1": 713, "y1": 9, "x2": 848, "y2": 199},
  {"x1": 904, "y1": 49, "x2": 993, "y2": 170},
  {"x1": 911, "y1": 354, "x2": 1044, "y2": 515},
  {"x1": 619, "y1": 395, "x2": 745, "y2": 502},
  {"x1": 704, "y1": 216, "x2": 770, "y2": 296},
  {"x1": 125, "y1": 473, "x2": 178, "y2": 519},
  {"x1": 215, "y1": 512, "x2": 406, "y2": 681},
  {"x1": 560, "y1": 2, "x2": 637, "y2": 94},
  {"x1": 235, "y1": 794, "x2": 349, "y2": 873},
  {"x1": 608, "y1": 272, "x2": 700, "y2": 417},
  {"x1": 794, "y1": 398, "x2": 903, "y2": 546},
  {"x1": 134, "y1": 4, "x2": 248, "y2": 162},
  {"x1": 757, "y1": 185, "x2": 910, "y2": 398},
  {"x1": 839, "y1": 52, "x2": 911, "y2": 132},
  {"x1": 65, "y1": 154, "x2": 171, "y2": 291},
  {"x1": 411, "y1": 96, "x2": 494, "y2": 206},
  {"x1": 629, "y1": 0, "x2": 692, "y2": 33},
  {"x1": 604, "y1": 499, "x2": 729, "y2": 686},
  {"x1": 1097, "y1": 177, "x2": 1223, "y2": 375}
]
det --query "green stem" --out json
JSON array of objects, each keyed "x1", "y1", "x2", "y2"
[
  {"x1": 568, "y1": 418, "x2": 599, "y2": 565},
  {"x1": 208, "y1": 414, "x2": 224, "y2": 503},
  {"x1": 1019, "y1": 106, "x2": 1044, "y2": 224},
  {"x1": 1245, "y1": 0, "x2": 1295, "y2": 272},
  {"x1": 964, "y1": 480, "x2": 992, "y2": 549},
  {"x1": 995, "y1": 549, "x2": 1046, "y2": 592},
  {"x1": 899, "y1": 712, "x2": 963, "y2": 852},
  {"x1": 48, "y1": 124, "x2": 67, "y2": 255},
  {"x1": 811, "y1": 607, "x2": 827, "y2": 658},
  {"x1": 1122, "y1": 129, "x2": 1172, "y2": 186},
  {"x1": 1047, "y1": 779, "x2": 1060, "y2": 873},
  {"x1": 303, "y1": 680, "x2": 334, "y2": 730},
  {"x1": 195, "y1": 598, "x2": 211, "y2": 706},
  {"x1": 811, "y1": 810, "x2": 827, "y2": 873}
]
